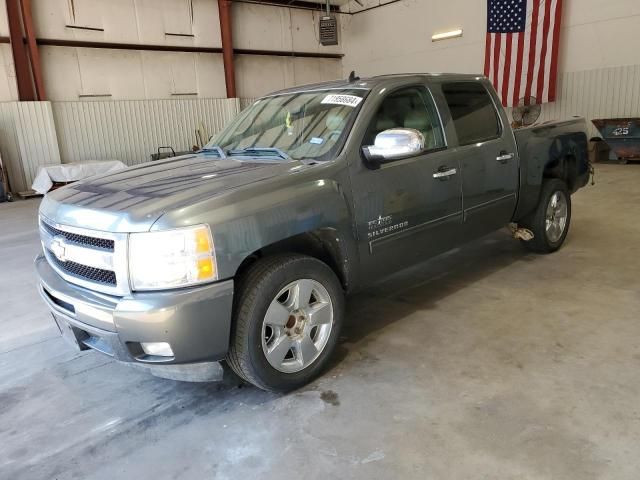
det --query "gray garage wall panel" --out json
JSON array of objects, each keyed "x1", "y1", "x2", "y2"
[{"x1": 51, "y1": 98, "x2": 241, "y2": 166}]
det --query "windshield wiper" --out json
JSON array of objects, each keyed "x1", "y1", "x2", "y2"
[
  {"x1": 197, "y1": 146, "x2": 226, "y2": 158},
  {"x1": 227, "y1": 147, "x2": 290, "y2": 160}
]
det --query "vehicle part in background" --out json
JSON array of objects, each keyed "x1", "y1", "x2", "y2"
[
  {"x1": 319, "y1": 1, "x2": 338, "y2": 46},
  {"x1": 0, "y1": 153, "x2": 13, "y2": 202},
  {"x1": 150, "y1": 146, "x2": 193, "y2": 161},
  {"x1": 588, "y1": 137, "x2": 611, "y2": 164},
  {"x1": 592, "y1": 118, "x2": 640, "y2": 163},
  {"x1": 512, "y1": 97, "x2": 541, "y2": 128}
]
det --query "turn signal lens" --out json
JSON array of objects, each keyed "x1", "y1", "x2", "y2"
[
  {"x1": 195, "y1": 228, "x2": 212, "y2": 254},
  {"x1": 197, "y1": 257, "x2": 215, "y2": 281}
]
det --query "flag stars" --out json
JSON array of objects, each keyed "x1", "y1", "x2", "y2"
[{"x1": 488, "y1": 0, "x2": 527, "y2": 33}]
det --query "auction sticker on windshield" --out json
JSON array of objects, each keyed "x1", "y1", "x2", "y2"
[{"x1": 321, "y1": 94, "x2": 363, "y2": 108}]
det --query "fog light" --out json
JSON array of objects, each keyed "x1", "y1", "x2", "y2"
[{"x1": 141, "y1": 342, "x2": 174, "y2": 357}]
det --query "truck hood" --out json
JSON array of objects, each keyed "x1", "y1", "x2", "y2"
[{"x1": 40, "y1": 154, "x2": 308, "y2": 232}]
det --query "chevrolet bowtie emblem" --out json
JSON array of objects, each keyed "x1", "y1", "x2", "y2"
[{"x1": 50, "y1": 236, "x2": 68, "y2": 263}]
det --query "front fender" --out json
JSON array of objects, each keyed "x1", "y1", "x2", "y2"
[{"x1": 153, "y1": 177, "x2": 356, "y2": 281}]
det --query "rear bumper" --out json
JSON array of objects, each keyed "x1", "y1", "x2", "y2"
[{"x1": 35, "y1": 254, "x2": 234, "y2": 377}]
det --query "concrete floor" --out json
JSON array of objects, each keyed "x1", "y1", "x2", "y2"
[{"x1": 1, "y1": 163, "x2": 639, "y2": 479}]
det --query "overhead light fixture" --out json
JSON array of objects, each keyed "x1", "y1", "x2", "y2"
[{"x1": 432, "y1": 29, "x2": 463, "y2": 42}]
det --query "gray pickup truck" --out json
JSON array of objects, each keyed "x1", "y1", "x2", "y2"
[{"x1": 36, "y1": 74, "x2": 590, "y2": 391}]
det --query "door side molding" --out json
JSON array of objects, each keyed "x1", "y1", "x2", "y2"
[
  {"x1": 369, "y1": 211, "x2": 462, "y2": 253},
  {"x1": 463, "y1": 192, "x2": 517, "y2": 222}
]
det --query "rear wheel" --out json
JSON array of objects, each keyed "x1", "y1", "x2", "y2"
[
  {"x1": 226, "y1": 254, "x2": 344, "y2": 392},
  {"x1": 520, "y1": 178, "x2": 572, "y2": 253}
]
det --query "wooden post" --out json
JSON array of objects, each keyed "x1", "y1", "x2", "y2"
[
  {"x1": 6, "y1": 0, "x2": 36, "y2": 100},
  {"x1": 20, "y1": 0, "x2": 46, "y2": 100},
  {"x1": 218, "y1": 0, "x2": 236, "y2": 98}
]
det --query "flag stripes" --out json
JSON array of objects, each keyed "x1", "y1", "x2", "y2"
[{"x1": 484, "y1": 0, "x2": 563, "y2": 107}]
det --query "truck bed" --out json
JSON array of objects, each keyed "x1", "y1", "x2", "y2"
[{"x1": 512, "y1": 117, "x2": 591, "y2": 221}]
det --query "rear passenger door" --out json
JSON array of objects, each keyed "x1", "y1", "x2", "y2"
[{"x1": 440, "y1": 81, "x2": 519, "y2": 236}]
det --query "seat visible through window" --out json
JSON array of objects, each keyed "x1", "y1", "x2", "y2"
[
  {"x1": 403, "y1": 109, "x2": 436, "y2": 149},
  {"x1": 363, "y1": 86, "x2": 444, "y2": 151}
]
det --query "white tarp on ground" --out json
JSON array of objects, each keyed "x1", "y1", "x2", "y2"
[{"x1": 31, "y1": 160, "x2": 127, "y2": 194}]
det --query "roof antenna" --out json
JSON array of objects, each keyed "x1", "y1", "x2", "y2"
[{"x1": 348, "y1": 70, "x2": 360, "y2": 82}]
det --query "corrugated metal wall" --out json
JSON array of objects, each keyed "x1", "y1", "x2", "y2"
[
  {"x1": 506, "y1": 64, "x2": 640, "y2": 138},
  {"x1": 0, "y1": 102, "x2": 61, "y2": 193},
  {"x1": 51, "y1": 98, "x2": 241, "y2": 166},
  {"x1": 15, "y1": 102, "x2": 62, "y2": 186},
  {"x1": 0, "y1": 103, "x2": 26, "y2": 193}
]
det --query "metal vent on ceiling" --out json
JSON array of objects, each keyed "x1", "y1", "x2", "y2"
[{"x1": 319, "y1": 15, "x2": 338, "y2": 46}]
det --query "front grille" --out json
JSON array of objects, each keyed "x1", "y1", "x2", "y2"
[
  {"x1": 41, "y1": 221, "x2": 114, "y2": 251},
  {"x1": 40, "y1": 215, "x2": 128, "y2": 295},
  {"x1": 47, "y1": 249, "x2": 117, "y2": 286}
]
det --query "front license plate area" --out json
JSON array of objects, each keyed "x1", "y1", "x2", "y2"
[{"x1": 52, "y1": 313, "x2": 90, "y2": 351}]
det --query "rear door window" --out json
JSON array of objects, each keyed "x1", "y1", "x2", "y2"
[{"x1": 442, "y1": 82, "x2": 501, "y2": 146}]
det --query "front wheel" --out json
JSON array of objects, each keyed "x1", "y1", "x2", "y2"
[
  {"x1": 226, "y1": 254, "x2": 344, "y2": 392},
  {"x1": 520, "y1": 178, "x2": 572, "y2": 253}
]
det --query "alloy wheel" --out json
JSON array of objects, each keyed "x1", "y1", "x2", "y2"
[
  {"x1": 261, "y1": 279, "x2": 334, "y2": 373},
  {"x1": 545, "y1": 191, "x2": 568, "y2": 243}
]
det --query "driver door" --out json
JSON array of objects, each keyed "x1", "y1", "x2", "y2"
[{"x1": 348, "y1": 85, "x2": 463, "y2": 282}]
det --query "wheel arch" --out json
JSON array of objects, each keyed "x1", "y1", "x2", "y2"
[
  {"x1": 543, "y1": 153, "x2": 579, "y2": 192},
  {"x1": 513, "y1": 128, "x2": 589, "y2": 221},
  {"x1": 234, "y1": 228, "x2": 356, "y2": 293},
  {"x1": 542, "y1": 131, "x2": 589, "y2": 192}
]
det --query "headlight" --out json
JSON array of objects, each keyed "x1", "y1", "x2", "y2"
[{"x1": 129, "y1": 225, "x2": 217, "y2": 290}]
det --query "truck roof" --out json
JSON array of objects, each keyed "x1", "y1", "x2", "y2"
[{"x1": 264, "y1": 73, "x2": 486, "y2": 97}]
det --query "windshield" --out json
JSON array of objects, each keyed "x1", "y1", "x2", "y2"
[{"x1": 207, "y1": 89, "x2": 367, "y2": 161}]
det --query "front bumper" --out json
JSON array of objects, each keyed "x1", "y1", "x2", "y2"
[{"x1": 35, "y1": 254, "x2": 234, "y2": 378}]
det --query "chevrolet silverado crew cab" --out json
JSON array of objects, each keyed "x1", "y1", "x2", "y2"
[{"x1": 36, "y1": 74, "x2": 591, "y2": 391}]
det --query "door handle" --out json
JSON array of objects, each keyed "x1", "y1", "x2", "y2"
[
  {"x1": 433, "y1": 167, "x2": 457, "y2": 179},
  {"x1": 497, "y1": 152, "x2": 514, "y2": 163}
]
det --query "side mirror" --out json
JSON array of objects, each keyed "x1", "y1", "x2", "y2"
[{"x1": 362, "y1": 128, "x2": 425, "y2": 169}]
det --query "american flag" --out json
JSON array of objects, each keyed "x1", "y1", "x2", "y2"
[{"x1": 484, "y1": 0, "x2": 564, "y2": 107}]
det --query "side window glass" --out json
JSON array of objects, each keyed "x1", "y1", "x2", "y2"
[
  {"x1": 441, "y1": 82, "x2": 501, "y2": 146},
  {"x1": 363, "y1": 86, "x2": 445, "y2": 152}
]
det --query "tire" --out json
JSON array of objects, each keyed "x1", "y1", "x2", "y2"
[
  {"x1": 520, "y1": 178, "x2": 572, "y2": 254},
  {"x1": 226, "y1": 254, "x2": 344, "y2": 392}
]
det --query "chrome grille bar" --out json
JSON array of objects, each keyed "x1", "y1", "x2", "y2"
[{"x1": 40, "y1": 220, "x2": 115, "y2": 251}]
